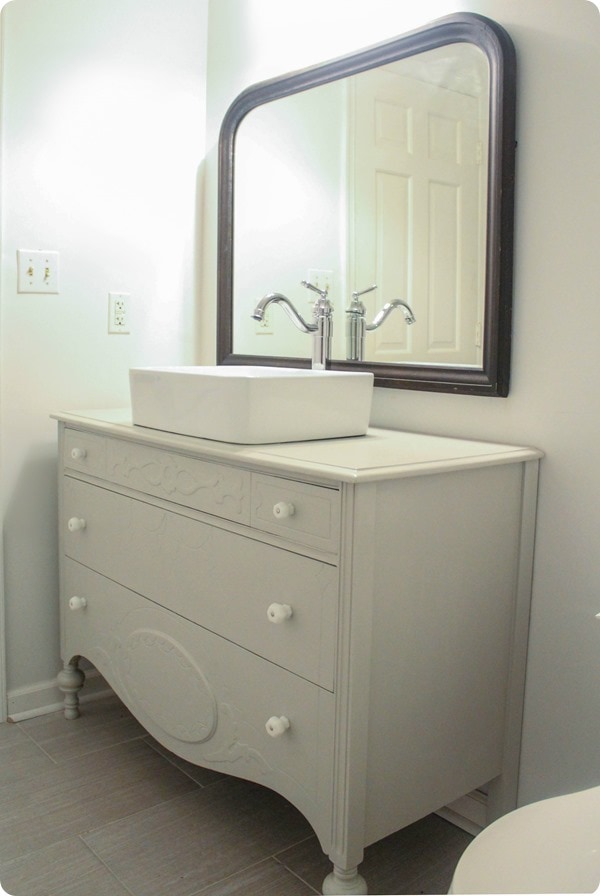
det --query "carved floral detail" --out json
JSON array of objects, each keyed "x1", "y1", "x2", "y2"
[
  {"x1": 203, "y1": 702, "x2": 272, "y2": 775},
  {"x1": 107, "y1": 443, "x2": 248, "y2": 516}
]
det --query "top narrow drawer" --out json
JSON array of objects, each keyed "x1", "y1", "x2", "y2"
[{"x1": 63, "y1": 430, "x2": 107, "y2": 478}]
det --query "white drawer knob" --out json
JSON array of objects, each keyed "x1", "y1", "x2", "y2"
[
  {"x1": 265, "y1": 715, "x2": 290, "y2": 738},
  {"x1": 267, "y1": 603, "x2": 293, "y2": 624},
  {"x1": 70, "y1": 447, "x2": 87, "y2": 460},
  {"x1": 273, "y1": 501, "x2": 295, "y2": 520},
  {"x1": 67, "y1": 517, "x2": 87, "y2": 532},
  {"x1": 69, "y1": 595, "x2": 87, "y2": 610}
]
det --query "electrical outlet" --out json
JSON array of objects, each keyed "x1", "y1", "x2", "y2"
[
  {"x1": 306, "y1": 269, "x2": 334, "y2": 301},
  {"x1": 255, "y1": 306, "x2": 274, "y2": 336},
  {"x1": 108, "y1": 292, "x2": 130, "y2": 334},
  {"x1": 17, "y1": 249, "x2": 60, "y2": 294}
]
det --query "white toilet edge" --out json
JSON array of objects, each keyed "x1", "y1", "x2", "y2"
[{"x1": 448, "y1": 784, "x2": 600, "y2": 895}]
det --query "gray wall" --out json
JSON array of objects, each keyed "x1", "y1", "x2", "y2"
[{"x1": 0, "y1": 0, "x2": 208, "y2": 715}]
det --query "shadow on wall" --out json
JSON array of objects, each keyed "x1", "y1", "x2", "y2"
[{"x1": 3, "y1": 445, "x2": 61, "y2": 691}]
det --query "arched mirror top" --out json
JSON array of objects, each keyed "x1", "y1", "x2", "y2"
[{"x1": 217, "y1": 13, "x2": 516, "y2": 395}]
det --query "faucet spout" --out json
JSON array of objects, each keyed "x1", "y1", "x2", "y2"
[
  {"x1": 367, "y1": 299, "x2": 416, "y2": 330},
  {"x1": 251, "y1": 293, "x2": 316, "y2": 333},
  {"x1": 345, "y1": 290, "x2": 416, "y2": 361},
  {"x1": 250, "y1": 288, "x2": 332, "y2": 369}
]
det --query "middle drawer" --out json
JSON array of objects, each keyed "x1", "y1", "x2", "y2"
[{"x1": 63, "y1": 478, "x2": 338, "y2": 690}]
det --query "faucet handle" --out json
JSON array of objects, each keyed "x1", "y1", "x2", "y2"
[
  {"x1": 352, "y1": 284, "x2": 377, "y2": 301},
  {"x1": 301, "y1": 279, "x2": 329, "y2": 299}
]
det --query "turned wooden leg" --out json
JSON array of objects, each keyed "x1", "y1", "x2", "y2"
[
  {"x1": 322, "y1": 864, "x2": 368, "y2": 895},
  {"x1": 57, "y1": 657, "x2": 85, "y2": 719}
]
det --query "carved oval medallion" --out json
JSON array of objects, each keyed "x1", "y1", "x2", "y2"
[{"x1": 118, "y1": 628, "x2": 218, "y2": 743}]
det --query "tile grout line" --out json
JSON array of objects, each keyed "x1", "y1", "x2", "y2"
[
  {"x1": 275, "y1": 860, "x2": 322, "y2": 895},
  {"x1": 0, "y1": 790, "x2": 202, "y2": 883},
  {"x1": 78, "y1": 834, "x2": 139, "y2": 896},
  {"x1": 78, "y1": 785, "x2": 207, "y2": 845},
  {"x1": 0, "y1": 785, "x2": 202, "y2": 894},
  {"x1": 184, "y1": 850, "x2": 320, "y2": 896},
  {"x1": 272, "y1": 839, "x2": 323, "y2": 895},
  {"x1": 0, "y1": 830, "x2": 135, "y2": 893},
  {"x1": 9, "y1": 723, "x2": 61, "y2": 765},
  {"x1": 142, "y1": 737, "x2": 229, "y2": 790},
  {"x1": 187, "y1": 856, "x2": 281, "y2": 896}
]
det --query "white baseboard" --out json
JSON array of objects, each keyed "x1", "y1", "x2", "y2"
[
  {"x1": 7, "y1": 668, "x2": 112, "y2": 721},
  {"x1": 436, "y1": 790, "x2": 487, "y2": 836}
]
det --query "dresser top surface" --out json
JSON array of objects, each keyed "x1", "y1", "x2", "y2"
[{"x1": 53, "y1": 408, "x2": 542, "y2": 483}]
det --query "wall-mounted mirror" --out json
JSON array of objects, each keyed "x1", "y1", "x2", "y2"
[{"x1": 217, "y1": 13, "x2": 516, "y2": 395}]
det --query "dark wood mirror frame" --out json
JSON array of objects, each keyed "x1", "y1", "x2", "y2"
[{"x1": 217, "y1": 13, "x2": 516, "y2": 396}]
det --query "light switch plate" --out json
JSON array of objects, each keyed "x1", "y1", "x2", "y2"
[{"x1": 17, "y1": 250, "x2": 60, "y2": 294}]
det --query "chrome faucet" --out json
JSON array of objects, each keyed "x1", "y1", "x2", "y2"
[
  {"x1": 345, "y1": 285, "x2": 416, "y2": 361},
  {"x1": 251, "y1": 281, "x2": 333, "y2": 370}
]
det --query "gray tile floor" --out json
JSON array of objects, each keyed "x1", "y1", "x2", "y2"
[{"x1": 0, "y1": 695, "x2": 472, "y2": 896}]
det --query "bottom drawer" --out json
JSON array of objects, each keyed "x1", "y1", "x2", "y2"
[{"x1": 62, "y1": 559, "x2": 335, "y2": 847}]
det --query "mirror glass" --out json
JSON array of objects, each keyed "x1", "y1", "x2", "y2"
[{"x1": 218, "y1": 15, "x2": 516, "y2": 395}]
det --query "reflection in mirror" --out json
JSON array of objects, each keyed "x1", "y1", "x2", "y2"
[
  {"x1": 218, "y1": 14, "x2": 516, "y2": 395},
  {"x1": 234, "y1": 43, "x2": 489, "y2": 368}
]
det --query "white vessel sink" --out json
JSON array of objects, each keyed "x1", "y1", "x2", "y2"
[{"x1": 129, "y1": 365, "x2": 374, "y2": 444}]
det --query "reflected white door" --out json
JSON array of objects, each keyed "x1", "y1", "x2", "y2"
[{"x1": 348, "y1": 66, "x2": 487, "y2": 366}]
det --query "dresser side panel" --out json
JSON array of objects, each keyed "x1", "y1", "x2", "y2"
[{"x1": 363, "y1": 463, "x2": 528, "y2": 844}]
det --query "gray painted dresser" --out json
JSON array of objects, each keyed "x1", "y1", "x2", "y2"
[{"x1": 54, "y1": 409, "x2": 541, "y2": 895}]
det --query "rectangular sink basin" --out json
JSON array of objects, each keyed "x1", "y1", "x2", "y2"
[{"x1": 130, "y1": 366, "x2": 374, "y2": 444}]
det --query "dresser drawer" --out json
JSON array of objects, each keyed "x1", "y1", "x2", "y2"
[
  {"x1": 63, "y1": 429, "x2": 107, "y2": 478},
  {"x1": 105, "y1": 438, "x2": 251, "y2": 525},
  {"x1": 63, "y1": 478, "x2": 338, "y2": 689},
  {"x1": 251, "y1": 474, "x2": 340, "y2": 554},
  {"x1": 61, "y1": 558, "x2": 334, "y2": 843}
]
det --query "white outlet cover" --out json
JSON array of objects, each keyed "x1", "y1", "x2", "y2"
[{"x1": 108, "y1": 291, "x2": 130, "y2": 334}]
